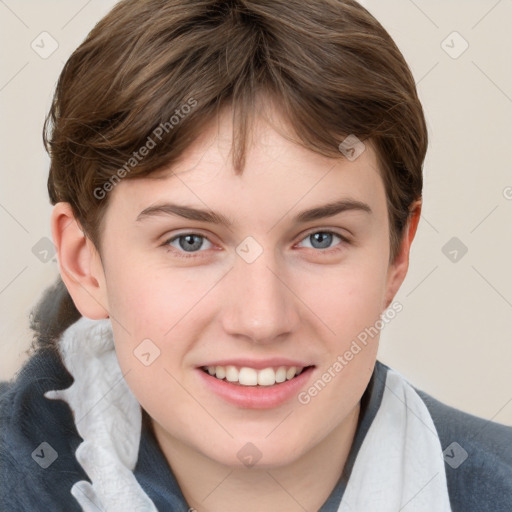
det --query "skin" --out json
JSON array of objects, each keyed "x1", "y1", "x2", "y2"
[{"x1": 52, "y1": 101, "x2": 421, "y2": 511}]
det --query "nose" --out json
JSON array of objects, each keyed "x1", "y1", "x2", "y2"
[{"x1": 220, "y1": 250, "x2": 300, "y2": 344}]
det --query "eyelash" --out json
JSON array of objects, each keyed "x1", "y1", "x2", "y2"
[{"x1": 162, "y1": 230, "x2": 351, "y2": 259}]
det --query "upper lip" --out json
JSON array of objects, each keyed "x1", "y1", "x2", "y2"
[{"x1": 198, "y1": 358, "x2": 314, "y2": 370}]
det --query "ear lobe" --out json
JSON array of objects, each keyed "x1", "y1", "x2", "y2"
[
  {"x1": 383, "y1": 199, "x2": 422, "y2": 309},
  {"x1": 51, "y1": 202, "x2": 109, "y2": 319}
]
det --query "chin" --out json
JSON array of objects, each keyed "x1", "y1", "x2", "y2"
[{"x1": 203, "y1": 436, "x2": 307, "y2": 470}]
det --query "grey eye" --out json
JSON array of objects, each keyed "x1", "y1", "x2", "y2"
[
  {"x1": 300, "y1": 231, "x2": 342, "y2": 250},
  {"x1": 167, "y1": 234, "x2": 212, "y2": 253}
]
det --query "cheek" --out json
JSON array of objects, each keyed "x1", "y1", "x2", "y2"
[
  {"x1": 104, "y1": 259, "x2": 219, "y2": 383},
  {"x1": 102, "y1": 260, "x2": 176, "y2": 378},
  {"x1": 104, "y1": 257, "x2": 190, "y2": 336},
  {"x1": 294, "y1": 256, "x2": 389, "y2": 342},
  {"x1": 292, "y1": 262, "x2": 386, "y2": 430}
]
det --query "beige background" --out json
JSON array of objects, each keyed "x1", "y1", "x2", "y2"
[{"x1": 1, "y1": 0, "x2": 511, "y2": 425}]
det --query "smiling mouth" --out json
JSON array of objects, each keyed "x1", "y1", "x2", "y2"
[{"x1": 200, "y1": 365, "x2": 315, "y2": 386}]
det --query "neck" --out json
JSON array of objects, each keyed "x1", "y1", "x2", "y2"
[{"x1": 151, "y1": 403, "x2": 360, "y2": 512}]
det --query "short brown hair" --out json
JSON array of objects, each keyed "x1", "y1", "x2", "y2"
[{"x1": 45, "y1": 0, "x2": 427, "y2": 263}]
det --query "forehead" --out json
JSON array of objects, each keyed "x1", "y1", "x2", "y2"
[{"x1": 106, "y1": 107, "x2": 386, "y2": 227}]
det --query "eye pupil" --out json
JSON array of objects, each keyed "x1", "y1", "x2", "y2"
[
  {"x1": 311, "y1": 232, "x2": 332, "y2": 249},
  {"x1": 179, "y1": 234, "x2": 203, "y2": 252}
]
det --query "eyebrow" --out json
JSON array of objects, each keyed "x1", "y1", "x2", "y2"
[{"x1": 136, "y1": 198, "x2": 372, "y2": 226}]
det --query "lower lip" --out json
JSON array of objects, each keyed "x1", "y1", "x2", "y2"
[{"x1": 196, "y1": 366, "x2": 315, "y2": 409}]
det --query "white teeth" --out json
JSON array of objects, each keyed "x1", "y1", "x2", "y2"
[
  {"x1": 204, "y1": 364, "x2": 306, "y2": 386},
  {"x1": 225, "y1": 365, "x2": 239, "y2": 383},
  {"x1": 239, "y1": 367, "x2": 258, "y2": 385},
  {"x1": 257, "y1": 368, "x2": 275, "y2": 386},
  {"x1": 275, "y1": 367, "x2": 287, "y2": 383},
  {"x1": 215, "y1": 366, "x2": 226, "y2": 380},
  {"x1": 286, "y1": 367, "x2": 297, "y2": 380}
]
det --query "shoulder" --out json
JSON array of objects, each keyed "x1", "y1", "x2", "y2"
[
  {"x1": 415, "y1": 386, "x2": 512, "y2": 512},
  {"x1": 0, "y1": 348, "x2": 85, "y2": 511}
]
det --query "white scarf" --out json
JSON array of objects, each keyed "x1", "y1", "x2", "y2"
[{"x1": 45, "y1": 317, "x2": 452, "y2": 512}]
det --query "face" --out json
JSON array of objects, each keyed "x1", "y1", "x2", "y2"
[{"x1": 94, "y1": 105, "x2": 404, "y2": 469}]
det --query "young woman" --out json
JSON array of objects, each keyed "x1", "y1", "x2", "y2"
[{"x1": 1, "y1": 1, "x2": 510, "y2": 511}]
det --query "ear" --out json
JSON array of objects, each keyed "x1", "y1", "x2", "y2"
[
  {"x1": 51, "y1": 202, "x2": 109, "y2": 319},
  {"x1": 383, "y1": 199, "x2": 422, "y2": 309}
]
